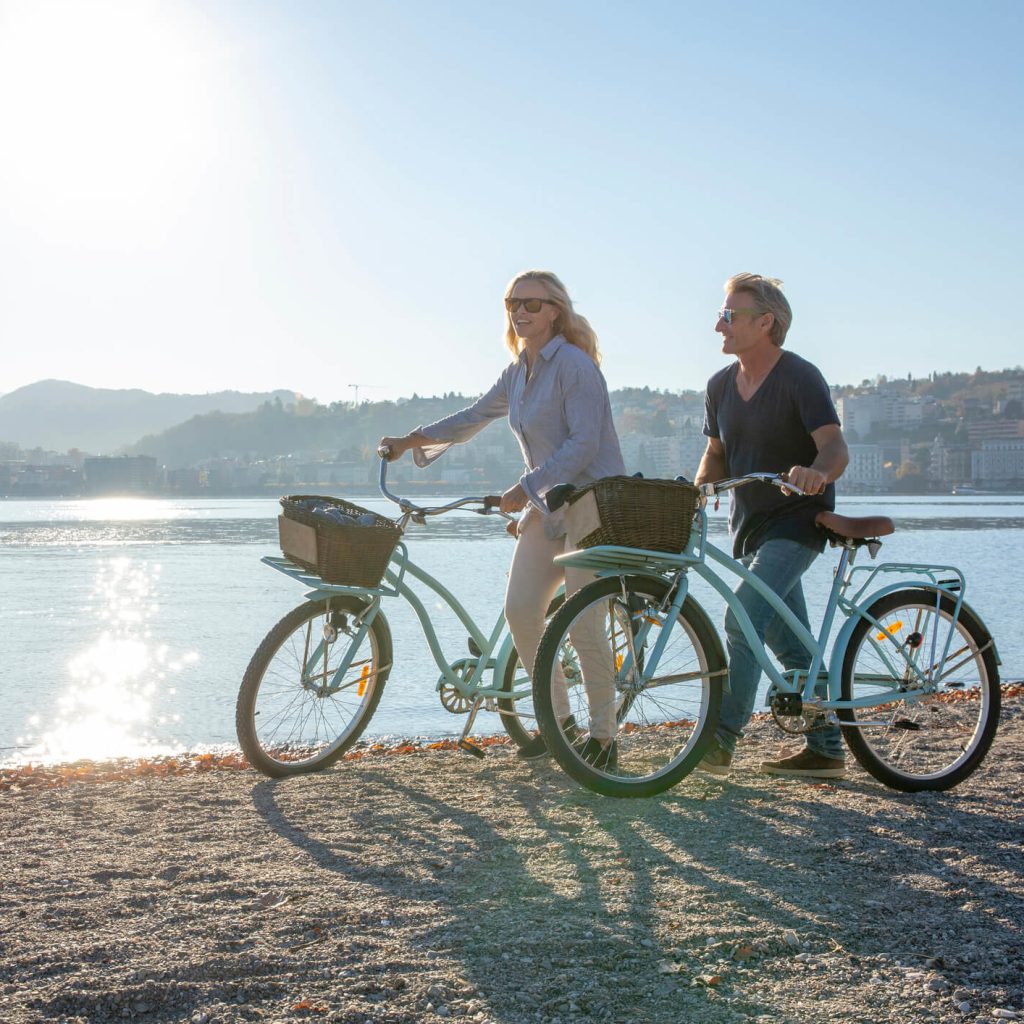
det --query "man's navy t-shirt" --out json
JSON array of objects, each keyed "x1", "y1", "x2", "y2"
[{"x1": 703, "y1": 351, "x2": 840, "y2": 558}]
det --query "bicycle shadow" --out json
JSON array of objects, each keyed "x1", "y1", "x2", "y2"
[{"x1": 248, "y1": 749, "x2": 1022, "y2": 1022}]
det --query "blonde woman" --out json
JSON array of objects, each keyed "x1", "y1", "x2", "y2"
[{"x1": 380, "y1": 270, "x2": 625, "y2": 763}]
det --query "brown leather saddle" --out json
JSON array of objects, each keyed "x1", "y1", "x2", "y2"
[{"x1": 815, "y1": 510, "x2": 895, "y2": 548}]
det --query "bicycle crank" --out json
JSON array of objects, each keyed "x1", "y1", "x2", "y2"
[{"x1": 770, "y1": 692, "x2": 829, "y2": 735}]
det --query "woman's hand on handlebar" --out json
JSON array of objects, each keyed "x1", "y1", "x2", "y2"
[
  {"x1": 378, "y1": 435, "x2": 413, "y2": 461},
  {"x1": 499, "y1": 482, "x2": 529, "y2": 515}
]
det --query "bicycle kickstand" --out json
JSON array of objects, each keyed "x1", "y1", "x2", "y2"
[{"x1": 457, "y1": 697, "x2": 487, "y2": 758}]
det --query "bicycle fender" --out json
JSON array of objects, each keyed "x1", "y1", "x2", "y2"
[
  {"x1": 678, "y1": 592, "x2": 727, "y2": 679},
  {"x1": 492, "y1": 633, "x2": 518, "y2": 684},
  {"x1": 828, "y1": 582, "x2": 1001, "y2": 686}
]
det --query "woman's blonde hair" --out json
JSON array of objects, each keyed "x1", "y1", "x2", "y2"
[{"x1": 503, "y1": 270, "x2": 601, "y2": 365}]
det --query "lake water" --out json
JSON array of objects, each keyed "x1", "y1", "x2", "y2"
[{"x1": 2, "y1": 494, "x2": 1022, "y2": 766}]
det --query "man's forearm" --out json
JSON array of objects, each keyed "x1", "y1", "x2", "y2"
[
  {"x1": 695, "y1": 448, "x2": 727, "y2": 485},
  {"x1": 811, "y1": 436, "x2": 849, "y2": 483}
]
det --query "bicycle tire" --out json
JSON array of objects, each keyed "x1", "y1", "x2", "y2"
[
  {"x1": 838, "y1": 588, "x2": 1000, "y2": 792},
  {"x1": 533, "y1": 575, "x2": 724, "y2": 798},
  {"x1": 497, "y1": 594, "x2": 565, "y2": 751},
  {"x1": 237, "y1": 596, "x2": 392, "y2": 777}
]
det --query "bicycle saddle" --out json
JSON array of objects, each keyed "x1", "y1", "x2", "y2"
[{"x1": 815, "y1": 510, "x2": 895, "y2": 540}]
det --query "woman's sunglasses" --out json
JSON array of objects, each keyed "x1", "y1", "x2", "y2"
[{"x1": 505, "y1": 297, "x2": 557, "y2": 314}]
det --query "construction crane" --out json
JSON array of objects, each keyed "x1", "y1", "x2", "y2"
[{"x1": 348, "y1": 384, "x2": 384, "y2": 404}]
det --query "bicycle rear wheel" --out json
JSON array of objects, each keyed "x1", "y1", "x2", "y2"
[
  {"x1": 236, "y1": 596, "x2": 392, "y2": 777},
  {"x1": 533, "y1": 575, "x2": 724, "y2": 798},
  {"x1": 839, "y1": 589, "x2": 1000, "y2": 792}
]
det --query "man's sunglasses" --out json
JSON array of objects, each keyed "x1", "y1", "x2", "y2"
[
  {"x1": 718, "y1": 307, "x2": 763, "y2": 324},
  {"x1": 505, "y1": 297, "x2": 557, "y2": 313}
]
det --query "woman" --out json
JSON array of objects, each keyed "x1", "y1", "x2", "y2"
[{"x1": 379, "y1": 270, "x2": 625, "y2": 762}]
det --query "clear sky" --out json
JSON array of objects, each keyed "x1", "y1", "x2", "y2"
[{"x1": 1, "y1": 0, "x2": 1021, "y2": 405}]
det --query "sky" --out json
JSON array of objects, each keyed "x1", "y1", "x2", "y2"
[{"x1": 1, "y1": 0, "x2": 1022, "y2": 405}]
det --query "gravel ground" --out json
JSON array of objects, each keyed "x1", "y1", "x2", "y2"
[{"x1": 2, "y1": 695, "x2": 1022, "y2": 1024}]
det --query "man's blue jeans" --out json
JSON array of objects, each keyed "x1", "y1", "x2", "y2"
[{"x1": 716, "y1": 538, "x2": 845, "y2": 760}]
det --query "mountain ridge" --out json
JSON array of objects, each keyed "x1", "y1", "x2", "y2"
[{"x1": 0, "y1": 380, "x2": 299, "y2": 453}]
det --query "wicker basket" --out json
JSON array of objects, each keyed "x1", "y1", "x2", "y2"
[
  {"x1": 279, "y1": 495, "x2": 401, "y2": 587},
  {"x1": 565, "y1": 476, "x2": 701, "y2": 553}
]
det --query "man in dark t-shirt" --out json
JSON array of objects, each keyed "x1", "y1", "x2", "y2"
[{"x1": 696, "y1": 273, "x2": 850, "y2": 779}]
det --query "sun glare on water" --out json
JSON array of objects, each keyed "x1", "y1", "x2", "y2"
[{"x1": 18, "y1": 557, "x2": 198, "y2": 764}]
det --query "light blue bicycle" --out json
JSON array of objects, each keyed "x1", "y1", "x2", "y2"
[
  {"x1": 532, "y1": 473, "x2": 1002, "y2": 797},
  {"x1": 236, "y1": 459, "x2": 550, "y2": 777}
]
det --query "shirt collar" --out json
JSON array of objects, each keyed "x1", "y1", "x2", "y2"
[{"x1": 518, "y1": 334, "x2": 567, "y2": 365}]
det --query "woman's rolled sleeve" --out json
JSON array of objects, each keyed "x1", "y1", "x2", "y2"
[{"x1": 412, "y1": 373, "x2": 511, "y2": 467}]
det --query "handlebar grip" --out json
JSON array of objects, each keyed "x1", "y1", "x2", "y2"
[
  {"x1": 377, "y1": 444, "x2": 392, "y2": 459},
  {"x1": 546, "y1": 483, "x2": 577, "y2": 512},
  {"x1": 483, "y1": 495, "x2": 502, "y2": 510},
  {"x1": 776, "y1": 473, "x2": 810, "y2": 497}
]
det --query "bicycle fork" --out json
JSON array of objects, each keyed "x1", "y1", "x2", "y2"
[{"x1": 619, "y1": 572, "x2": 691, "y2": 688}]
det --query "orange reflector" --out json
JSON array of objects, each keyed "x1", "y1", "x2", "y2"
[
  {"x1": 357, "y1": 664, "x2": 370, "y2": 696},
  {"x1": 876, "y1": 621, "x2": 903, "y2": 641}
]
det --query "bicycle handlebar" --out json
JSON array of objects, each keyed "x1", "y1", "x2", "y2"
[
  {"x1": 699, "y1": 472, "x2": 810, "y2": 498},
  {"x1": 376, "y1": 451, "x2": 515, "y2": 523}
]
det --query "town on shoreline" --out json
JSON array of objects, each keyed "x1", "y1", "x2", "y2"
[{"x1": 5, "y1": 367, "x2": 1024, "y2": 499}]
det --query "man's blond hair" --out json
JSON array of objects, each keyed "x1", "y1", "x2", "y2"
[{"x1": 726, "y1": 272, "x2": 792, "y2": 347}]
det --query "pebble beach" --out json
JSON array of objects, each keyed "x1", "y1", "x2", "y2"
[{"x1": 2, "y1": 693, "x2": 1022, "y2": 1024}]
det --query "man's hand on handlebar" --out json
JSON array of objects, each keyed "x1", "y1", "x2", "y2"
[{"x1": 782, "y1": 465, "x2": 827, "y2": 496}]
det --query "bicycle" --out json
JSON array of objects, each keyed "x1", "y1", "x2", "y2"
[
  {"x1": 532, "y1": 472, "x2": 1002, "y2": 798},
  {"x1": 236, "y1": 457, "x2": 547, "y2": 777}
]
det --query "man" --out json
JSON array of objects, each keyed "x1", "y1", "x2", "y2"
[{"x1": 695, "y1": 273, "x2": 849, "y2": 779}]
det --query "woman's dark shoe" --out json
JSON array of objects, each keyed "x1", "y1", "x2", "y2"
[
  {"x1": 516, "y1": 716, "x2": 581, "y2": 760},
  {"x1": 577, "y1": 736, "x2": 618, "y2": 771}
]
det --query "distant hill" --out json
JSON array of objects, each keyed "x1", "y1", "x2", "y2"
[
  {"x1": 0, "y1": 380, "x2": 299, "y2": 453},
  {"x1": 125, "y1": 394, "x2": 501, "y2": 468},
  {"x1": 126, "y1": 388, "x2": 707, "y2": 469}
]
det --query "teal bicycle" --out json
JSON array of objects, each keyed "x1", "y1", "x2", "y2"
[
  {"x1": 532, "y1": 473, "x2": 1002, "y2": 797},
  {"x1": 236, "y1": 458, "x2": 549, "y2": 777}
]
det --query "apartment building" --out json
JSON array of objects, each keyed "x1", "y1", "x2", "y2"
[
  {"x1": 840, "y1": 444, "x2": 885, "y2": 491},
  {"x1": 972, "y1": 438, "x2": 1024, "y2": 487}
]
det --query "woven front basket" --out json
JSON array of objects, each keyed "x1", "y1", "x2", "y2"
[
  {"x1": 279, "y1": 495, "x2": 401, "y2": 587},
  {"x1": 566, "y1": 476, "x2": 701, "y2": 553}
]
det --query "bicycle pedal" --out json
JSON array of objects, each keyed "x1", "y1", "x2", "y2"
[
  {"x1": 458, "y1": 739, "x2": 486, "y2": 758},
  {"x1": 893, "y1": 719, "x2": 923, "y2": 731}
]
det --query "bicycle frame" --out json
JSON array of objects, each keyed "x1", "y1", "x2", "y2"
[
  {"x1": 263, "y1": 464, "x2": 529, "y2": 719},
  {"x1": 556, "y1": 479, "x2": 999, "y2": 716}
]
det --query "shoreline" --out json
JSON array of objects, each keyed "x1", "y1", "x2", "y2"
[
  {"x1": 4, "y1": 682, "x2": 1021, "y2": 788},
  {"x1": 5, "y1": 488, "x2": 1024, "y2": 502}
]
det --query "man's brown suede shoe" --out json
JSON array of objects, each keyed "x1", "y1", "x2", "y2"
[{"x1": 760, "y1": 747, "x2": 846, "y2": 779}]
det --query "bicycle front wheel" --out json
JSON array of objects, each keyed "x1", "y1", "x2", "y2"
[
  {"x1": 533, "y1": 576, "x2": 724, "y2": 798},
  {"x1": 236, "y1": 597, "x2": 392, "y2": 777},
  {"x1": 839, "y1": 589, "x2": 1000, "y2": 792}
]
